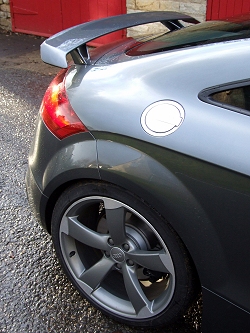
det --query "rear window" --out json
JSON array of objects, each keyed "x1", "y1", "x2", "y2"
[{"x1": 126, "y1": 18, "x2": 250, "y2": 56}]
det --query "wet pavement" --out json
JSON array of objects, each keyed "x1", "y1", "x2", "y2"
[{"x1": 0, "y1": 30, "x2": 201, "y2": 333}]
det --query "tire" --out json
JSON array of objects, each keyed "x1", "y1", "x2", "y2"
[{"x1": 51, "y1": 181, "x2": 199, "y2": 327}]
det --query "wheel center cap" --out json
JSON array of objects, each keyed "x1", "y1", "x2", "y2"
[{"x1": 110, "y1": 247, "x2": 125, "y2": 263}]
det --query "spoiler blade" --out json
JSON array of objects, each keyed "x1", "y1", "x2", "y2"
[{"x1": 41, "y1": 11, "x2": 199, "y2": 68}]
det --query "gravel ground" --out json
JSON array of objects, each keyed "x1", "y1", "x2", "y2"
[{"x1": 0, "y1": 30, "x2": 202, "y2": 333}]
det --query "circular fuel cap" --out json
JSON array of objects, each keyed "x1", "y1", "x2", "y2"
[{"x1": 141, "y1": 100, "x2": 185, "y2": 136}]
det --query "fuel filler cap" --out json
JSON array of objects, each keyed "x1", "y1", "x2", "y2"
[{"x1": 141, "y1": 100, "x2": 185, "y2": 136}]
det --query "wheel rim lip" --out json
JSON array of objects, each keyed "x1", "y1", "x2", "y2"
[{"x1": 59, "y1": 195, "x2": 176, "y2": 319}]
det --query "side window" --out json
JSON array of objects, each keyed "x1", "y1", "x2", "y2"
[
  {"x1": 211, "y1": 86, "x2": 250, "y2": 111},
  {"x1": 199, "y1": 82, "x2": 250, "y2": 115}
]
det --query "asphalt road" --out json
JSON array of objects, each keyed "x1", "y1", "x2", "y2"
[{"x1": 0, "y1": 30, "x2": 201, "y2": 333}]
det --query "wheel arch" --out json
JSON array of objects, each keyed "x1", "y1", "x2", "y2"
[
  {"x1": 43, "y1": 137, "x2": 228, "y2": 290},
  {"x1": 43, "y1": 173, "x2": 100, "y2": 233}
]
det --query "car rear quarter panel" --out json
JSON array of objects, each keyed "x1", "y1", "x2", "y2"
[
  {"x1": 67, "y1": 39, "x2": 250, "y2": 175},
  {"x1": 65, "y1": 39, "x2": 250, "y2": 315}
]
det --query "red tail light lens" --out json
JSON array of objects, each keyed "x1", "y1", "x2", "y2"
[{"x1": 40, "y1": 69, "x2": 88, "y2": 139}]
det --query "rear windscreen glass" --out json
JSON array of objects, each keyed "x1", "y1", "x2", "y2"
[{"x1": 126, "y1": 19, "x2": 250, "y2": 56}]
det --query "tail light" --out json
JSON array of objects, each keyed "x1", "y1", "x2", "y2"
[{"x1": 40, "y1": 69, "x2": 88, "y2": 139}]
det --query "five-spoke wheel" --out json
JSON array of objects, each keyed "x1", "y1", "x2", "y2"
[{"x1": 51, "y1": 182, "x2": 198, "y2": 327}]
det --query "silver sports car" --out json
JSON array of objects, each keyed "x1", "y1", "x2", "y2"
[{"x1": 26, "y1": 11, "x2": 250, "y2": 332}]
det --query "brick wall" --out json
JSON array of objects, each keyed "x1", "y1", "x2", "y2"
[
  {"x1": 0, "y1": 0, "x2": 11, "y2": 30},
  {"x1": 127, "y1": 0, "x2": 206, "y2": 21},
  {"x1": 127, "y1": 0, "x2": 206, "y2": 37}
]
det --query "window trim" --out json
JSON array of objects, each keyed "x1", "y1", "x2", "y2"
[{"x1": 198, "y1": 79, "x2": 250, "y2": 116}]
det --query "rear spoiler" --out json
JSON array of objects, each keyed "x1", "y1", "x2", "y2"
[{"x1": 41, "y1": 11, "x2": 199, "y2": 68}]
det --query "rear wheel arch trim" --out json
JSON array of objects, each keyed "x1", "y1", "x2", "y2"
[{"x1": 43, "y1": 173, "x2": 100, "y2": 233}]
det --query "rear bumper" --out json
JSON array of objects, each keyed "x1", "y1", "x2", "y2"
[
  {"x1": 26, "y1": 166, "x2": 48, "y2": 231},
  {"x1": 26, "y1": 117, "x2": 100, "y2": 233}
]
